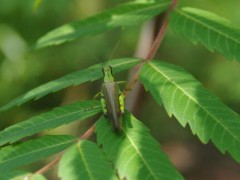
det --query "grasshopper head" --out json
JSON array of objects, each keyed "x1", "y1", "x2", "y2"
[{"x1": 102, "y1": 65, "x2": 114, "y2": 82}]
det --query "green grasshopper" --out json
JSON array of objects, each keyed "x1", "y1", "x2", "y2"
[{"x1": 100, "y1": 65, "x2": 125, "y2": 132}]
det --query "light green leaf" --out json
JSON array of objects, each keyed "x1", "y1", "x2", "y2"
[
  {"x1": 0, "y1": 172, "x2": 47, "y2": 180},
  {"x1": 0, "y1": 135, "x2": 76, "y2": 172},
  {"x1": 0, "y1": 58, "x2": 141, "y2": 111},
  {"x1": 27, "y1": 174, "x2": 46, "y2": 180},
  {"x1": 0, "y1": 101, "x2": 101, "y2": 146},
  {"x1": 34, "y1": 1, "x2": 170, "y2": 49},
  {"x1": 27, "y1": 174, "x2": 47, "y2": 180},
  {"x1": 33, "y1": 0, "x2": 43, "y2": 11},
  {"x1": 59, "y1": 140, "x2": 117, "y2": 180},
  {"x1": 139, "y1": 61, "x2": 240, "y2": 163},
  {"x1": 96, "y1": 112, "x2": 183, "y2": 180},
  {"x1": 0, "y1": 171, "x2": 27, "y2": 180},
  {"x1": 170, "y1": 7, "x2": 240, "y2": 61}
]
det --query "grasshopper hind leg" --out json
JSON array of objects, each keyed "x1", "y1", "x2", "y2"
[{"x1": 119, "y1": 92, "x2": 125, "y2": 115}]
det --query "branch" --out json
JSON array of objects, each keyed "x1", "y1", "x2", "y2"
[{"x1": 124, "y1": 0, "x2": 177, "y2": 99}]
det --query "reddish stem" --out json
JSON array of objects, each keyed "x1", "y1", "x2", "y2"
[
  {"x1": 34, "y1": 124, "x2": 96, "y2": 175},
  {"x1": 124, "y1": 0, "x2": 177, "y2": 98}
]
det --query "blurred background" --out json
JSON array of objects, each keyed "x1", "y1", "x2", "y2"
[{"x1": 0, "y1": 0, "x2": 240, "y2": 179}]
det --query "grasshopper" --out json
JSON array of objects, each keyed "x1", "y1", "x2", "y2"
[{"x1": 100, "y1": 65, "x2": 125, "y2": 132}]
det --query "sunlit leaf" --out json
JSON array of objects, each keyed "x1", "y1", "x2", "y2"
[
  {"x1": 59, "y1": 140, "x2": 117, "y2": 180},
  {"x1": 0, "y1": 171, "x2": 46, "y2": 180},
  {"x1": 0, "y1": 171, "x2": 26, "y2": 180},
  {"x1": 26, "y1": 174, "x2": 46, "y2": 180},
  {"x1": 0, "y1": 135, "x2": 76, "y2": 172},
  {"x1": 34, "y1": 1, "x2": 170, "y2": 49},
  {"x1": 0, "y1": 101, "x2": 101, "y2": 146},
  {"x1": 0, "y1": 58, "x2": 141, "y2": 111},
  {"x1": 96, "y1": 112, "x2": 183, "y2": 180},
  {"x1": 33, "y1": 0, "x2": 43, "y2": 12},
  {"x1": 170, "y1": 7, "x2": 240, "y2": 61},
  {"x1": 139, "y1": 61, "x2": 240, "y2": 162}
]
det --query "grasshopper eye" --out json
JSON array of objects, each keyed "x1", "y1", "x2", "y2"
[
  {"x1": 109, "y1": 66, "x2": 113, "y2": 75},
  {"x1": 102, "y1": 67, "x2": 105, "y2": 75},
  {"x1": 102, "y1": 65, "x2": 113, "y2": 75}
]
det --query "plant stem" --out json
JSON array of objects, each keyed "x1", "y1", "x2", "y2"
[
  {"x1": 125, "y1": 0, "x2": 177, "y2": 113},
  {"x1": 35, "y1": 154, "x2": 62, "y2": 175}
]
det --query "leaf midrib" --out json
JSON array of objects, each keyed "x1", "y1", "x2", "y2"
[
  {"x1": 174, "y1": 9, "x2": 240, "y2": 45},
  {"x1": 148, "y1": 62, "x2": 240, "y2": 145},
  {"x1": 17, "y1": 61, "x2": 130, "y2": 98},
  {"x1": 77, "y1": 143, "x2": 94, "y2": 180},
  {"x1": 0, "y1": 138, "x2": 76, "y2": 165},
  {"x1": 116, "y1": 2, "x2": 169, "y2": 16},
  {"x1": 0, "y1": 58, "x2": 140, "y2": 112},
  {"x1": 0, "y1": 105, "x2": 101, "y2": 145},
  {"x1": 124, "y1": 129, "x2": 158, "y2": 180},
  {"x1": 44, "y1": 2, "x2": 169, "y2": 38},
  {"x1": 77, "y1": 2, "x2": 170, "y2": 25}
]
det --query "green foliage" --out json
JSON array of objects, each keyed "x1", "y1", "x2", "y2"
[
  {"x1": 1, "y1": 0, "x2": 240, "y2": 179},
  {"x1": 0, "y1": 58, "x2": 141, "y2": 111},
  {"x1": 0, "y1": 135, "x2": 76, "y2": 172},
  {"x1": 0, "y1": 171, "x2": 25, "y2": 180},
  {"x1": 170, "y1": 7, "x2": 240, "y2": 61},
  {"x1": 34, "y1": 0, "x2": 170, "y2": 49},
  {"x1": 0, "y1": 101, "x2": 101, "y2": 146},
  {"x1": 96, "y1": 112, "x2": 183, "y2": 180},
  {"x1": 0, "y1": 170, "x2": 46, "y2": 180},
  {"x1": 59, "y1": 140, "x2": 117, "y2": 180},
  {"x1": 139, "y1": 61, "x2": 240, "y2": 163}
]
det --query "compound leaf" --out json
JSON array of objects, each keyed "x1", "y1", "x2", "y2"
[
  {"x1": 59, "y1": 140, "x2": 117, "y2": 180},
  {"x1": 139, "y1": 60, "x2": 240, "y2": 163},
  {"x1": 170, "y1": 7, "x2": 240, "y2": 61},
  {"x1": 0, "y1": 135, "x2": 76, "y2": 172},
  {"x1": 96, "y1": 112, "x2": 183, "y2": 180},
  {"x1": 0, "y1": 101, "x2": 101, "y2": 146},
  {"x1": 34, "y1": 1, "x2": 170, "y2": 49},
  {"x1": 0, "y1": 58, "x2": 141, "y2": 111}
]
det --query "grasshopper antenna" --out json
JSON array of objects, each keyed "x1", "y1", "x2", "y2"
[
  {"x1": 107, "y1": 40, "x2": 121, "y2": 61},
  {"x1": 82, "y1": 47, "x2": 103, "y2": 64}
]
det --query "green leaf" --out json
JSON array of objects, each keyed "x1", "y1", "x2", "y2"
[
  {"x1": 33, "y1": 0, "x2": 43, "y2": 11},
  {"x1": 96, "y1": 112, "x2": 183, "y2": 180},
  {"x1": 139, "y1": 61, "x2": 240, "y2": 163},
  {"x1": 170, "y1": 7, "x2": 240, "y2": 61},
  {"x1": 0, "y1": 101, "x2": 101, "y2": 146},
  {"x1": 27, "y1": 174, "x2": 46, "y2": 180},
  {"x1": 0, "y1": 171, "x2": 46, "y2": 180},
  {"x1": 0, "y1": 135, "x2": 76, "y2": 172},
  {"x1": 0, "y1": 58, "x2": 141, "y2": 111},
  {"x1": 0, "y1": 171, "x2": 27, "y2": 180},
  {"x1": 59, "y1": 140, "x2": 117, "y2": 180},
  {"x1": 34, "y1": 1, "x2": 170, "y2": 49}
]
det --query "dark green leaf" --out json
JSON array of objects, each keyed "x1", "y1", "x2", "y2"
[
  {"x1": 34, "y1": 1, "x2": 170, "y2": 49},
  {"x1": 0, "y1": 58, "x2": 141, "y2": 111},
  {"x1": 59, "y1": 140, "x2": 117, "y2": 180},
  {"x1": 139, "y1": 61, "x2": 240, "y2": 163},
  {"x1": 0, "y1": 135, "x2": 76, "y2": 172},
  {"x1": 96, "y1": 112, "x2": 183, "y2": 180},
  {"x1": 170, "y1": 7, "x2": 240, "y2": 61},
  {"x1": 0, "y1": 101, "x2": 101, "y2": 146}
]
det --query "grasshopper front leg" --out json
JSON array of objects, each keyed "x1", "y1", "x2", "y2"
[{"x1": 100, "y1": 92, "x2": 107, "y2": 116}]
